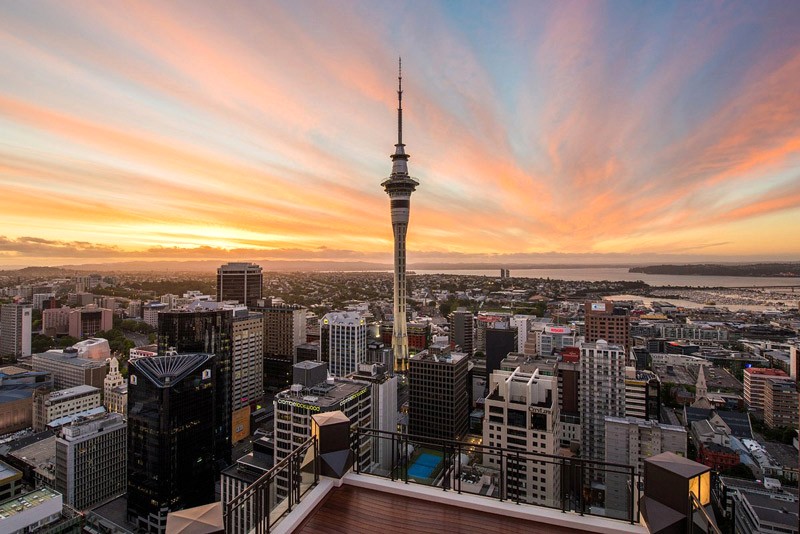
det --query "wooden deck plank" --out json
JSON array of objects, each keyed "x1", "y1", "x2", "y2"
[{"x1": 294, "y1": 484, "x2": 576, "y2": 534}]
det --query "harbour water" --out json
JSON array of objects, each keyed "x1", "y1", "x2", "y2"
[{"x1": 413, "y1": 267, "x2": 800, "y2": 288}]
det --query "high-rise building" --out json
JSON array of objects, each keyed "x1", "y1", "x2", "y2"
[
  {"x1": 321, "y1": 311, "x2": 367, "y2": 378},
  {"x1": 743, "y1": 367, "x2": 793, "y2": 413},
  {"x1": 68, "y1": 304, "x2": 113, "y2": 339},
  {"x1": 486, "y1": 324, "x2": 518, "y2": 378},
  {"x1": 216, "y1": 262, "x2": 263, "y2": 308},
  {"x1": 408, "y1": 342, "x2": 469, "y2": 441},
  {"x1": 273, "y1": 361, "x2": 371, "y2": 495},
  {"x1": 448, "y1": 308, "x2": 474, "y2": 355},
  {"x1": 55, "y1": 412, "x2": 126, "y2": 510},
  {"x1": 604, "y1": 417, "x2": 687, "y2": 518},
  {"x1": 483, "y1": 362, "x2": 560, "y2": 507},
  {"x1": 42, "y1": 306, "x2": 71, "y2": 337},
  {"x1": 252, "y1": 300, "x2": 307, "y2": 393},
  {"x1": 158, "y1": 306, "x2": 233, "y2": 468},
  {"x1": 584, "y1": 302, "x2": 630, "y2": 352},
  {"x1": 352, "y1": 362, "x2": 397, "y2": 471},
  {"x1": 104, "y1": 357, "x2": 126, "y2": 415},
  {"x1": 557, "y1": 348, "x2": 581, "y2": 452},
  {"x1": 624, "y1": 367, "x2": 661, "y2": 421},
  {"x1": 0, "y1": 303, "x2": 32, "y2": 358},
  {"x1": 511, "y1": 315, "x2": 534, "y2": 354},
  {"x1": 763, "y1": 377, "x2": 798, "y2": 429},
  {"x1": 127, "y1": 354, "x2": 216, "y2": 533},
  {"x1": 231, "y1": 308, "x2": 264, "y2": 410},
  {"x1": 32, "y1": 385, "x2": 101, "y2": 432},
  {"x1": 580, "y1": 340, "x2": 626, "y2": 463},
  {"x1": 381, "y1": 60, "x2": 418, "y2": 374}
]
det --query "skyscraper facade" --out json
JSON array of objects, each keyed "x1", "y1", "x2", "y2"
[
  {"x1": 158, "y1": 306, "x2": 233, "y2": 467},
  {"x1": 381, "y1": 60, "x2": 418, "y2": 373},
  {"x1": 252, "y1": 300, "x2": 307, "y2": 393},
  {"x1": 127, "y1": 354, "x2": 216, "y2": 533},
  {"x1": 448, "y1": 308, "x2": 474, "y2": 355},
  {"x1": 580, "y1": 340, "x2": 626, "y2": 463},
  {"x1": 0, "y1": 303, "x2": 32, "y2": 358},
  {"x1": 216, "y1": 262, "x2": 263, "y2": 308}
]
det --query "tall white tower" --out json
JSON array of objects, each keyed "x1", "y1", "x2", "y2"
[{"x1": 382, "y1": 59, "x2": 418, "y2": 373}]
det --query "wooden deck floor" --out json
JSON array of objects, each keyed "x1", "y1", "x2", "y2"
[{"x1": 294, "y1": 484, "x2": 576, "y2": 533}]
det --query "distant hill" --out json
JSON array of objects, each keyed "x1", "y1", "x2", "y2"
[
  {"x1": 629, "y1": 263, "x2": 800, "y2": 277},
  {"x1": 53, "y1": 259, "x2": 393, "y2": 273}
]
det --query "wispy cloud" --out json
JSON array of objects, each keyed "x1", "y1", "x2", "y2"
[{"x1": 0, "y1": 0, "x2": 798, "y2": 265}]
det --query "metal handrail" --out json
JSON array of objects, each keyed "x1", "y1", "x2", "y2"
[{"x1": 689, "y1": 493, "x2": 723, "y2": 534}]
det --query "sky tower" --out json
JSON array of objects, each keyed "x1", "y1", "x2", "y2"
[{"x1": 382, "y1": 58, "x2": 418, "y2": 373}]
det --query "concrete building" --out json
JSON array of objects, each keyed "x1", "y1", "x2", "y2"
[
  {"x1": 273, "y1": 361, "x2": 371, "y2": 495},
  {"x1": 734, "y1": 491, "x2": 798, "y2": 534},
  {"x1": 604, "y1": 417, "x2": 687, "y2": 518},
  {"x1": 744, "y1": 367, "x2": 793, "y2": 412},
  {"x1": 483, "y1": 362, "x2": 560, "y2": 507},
  {"x1": 68, "y1": 304, "x2": 113, "y2": 339},
  {"x1": 129, "y1": 344, "x2": 157, "y2": 361},
  {"x1": 220, "y1": 436, "x2": 273, "y2": 534},
  {"x1": 55, "y1": 412, "x2": 126, "y2": 510},
  {"x1": 142, "y1": 302, "x2": 168, "y2": 328},
  {"x1": 0, "y1": 366, "x2": 52, "y2": 434},
  {"x1": 381, "y1": 63, "x2": 418, "y2": 373},
  {"x1": 0, "y1": 303, "x2": 32, "y2": 358},
  {"x1": 231, "y1": 308, "x2": 264, "y2": 410},
  {"x1": 408, "y1": 342, "x2": 469, "y2": 441},
  {"x1": 42, "y1": 306, "x2": 71, "y2": 337},
  {"x1": 580, "y1": 340, "x2": 626, "y2": 463},
  {"x1": 32, "y1": 293, "x2": 56, "y2": 311},
  {"x1": 252, "y1": 301, "x2": 306, "y2": 393},
  {"x1": 216, "y1": 262, "x2": 263, "y2": 308},
  {"x1": 584, "y1": 302, "x2": 630, "y2": 352},
  {"x1": 32, "y1": 385, "x2": 102, "y2": 432},
  {"x1": 127, "y1": 353, "x2": 216, "y2": 534},
  {"x1": 32, "y1": 350, "x2": 107, "y2": 390},
  {"x1": 321, "y1": 311, "x2": 367, "y2": 378},
  {"x1": 624, "y1": 368, "x2": 660, "y2": 421},
  {"x1": 448, "y1": 308, "x2": 474, "y2": 355},
  {"x1": 0, "y1": 487, "x2": 64, "y2": 534},
  {"x1": 511, "y1": 315, "x2": 534, "y2": 354},
  {"x1": 352, "y1": 362, "x2": 397, "y2": 472},
  {"x1": 104, "y1": 357, "x2": 127, "y2": 415},
  {"x1": 537, "y1": 324, "x2": 580, "y2": 357},
  {"x1": 763, "y1": 377, "x2": 798, "y2": 429}
]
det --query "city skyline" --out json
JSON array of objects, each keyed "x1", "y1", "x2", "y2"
[{"x1": 1, "y1": 1, "x2": 800, "y2": 267}]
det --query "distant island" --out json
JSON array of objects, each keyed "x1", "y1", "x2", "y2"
[{"x1": 629, "y1": 263, "x2": 800, "y2": 277}]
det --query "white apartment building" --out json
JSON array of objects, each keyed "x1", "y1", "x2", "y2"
[
  {"x1": 322, "y1": 312, "x2": 367, "y2": 378},
  {"x1": 483, "y1": 363, "x2": 560, "y2": 507},
  {"x1": 0, "y1": 303, "x2": 32, "y2": 358},
  {"x1": 580, "y1": 341, "x2": 626, "y2": 463}
]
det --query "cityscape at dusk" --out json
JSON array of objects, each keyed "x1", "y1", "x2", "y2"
[{"x1": 1, "y1": 1, "x2": 799, "y2": 267}]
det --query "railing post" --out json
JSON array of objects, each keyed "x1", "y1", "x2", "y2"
[
  {"x1": 514, "y1": 451, "x2": 521, "y2": 505},
  {"x1": 629, "y1": 465, "x2": 635, "y2": 525},
  {"x1": 287, "y1": 452, "x2": 293, "y2": 515},
  {"x1": 560, "y1": 458, "x2": 566, "y2": 513},
  {"x1": 499, "y1": 448, "x2": 505, "y2": 502},
  {"x1": 391, "y1": 432, "x2": 396, "y2": 482},
  {"x1": 404, "y1": 434, "x2": 409, "y2": 484},
  {"x1": 314, "y1": 436, "x2": 319, "y2": 484},
  {"x1": 442, "y1": 441, "x2": 448, "y2": 492},
  {"x1": 354, "y1": 428, "x2": 360, "y2": 474},
  {"x1": 456, "y1": 442, "x2": 462, "y2": 495},
  {"x1": 578, "y1": 459, "x2": 584, "y2": 516}
]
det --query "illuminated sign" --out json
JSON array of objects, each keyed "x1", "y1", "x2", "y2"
[
  {"x1": 278, "y1": 399, "x2": 321, "y2": 412},
  {"x1": 341, "y1": 388, "x2": 368, "y2": 405},
  {"x1": 591, "y1": 303, "x2": 606, "y2": 311},
  {"x1": 529, "y1": 406, "x2": 550, "y2": 414},
  {"x1": 547, "y1": 326, "x2": 570, "y2": 334},
  {"x1": 129, "y1": 375, "x2": 137, "y2": 385},
  {"x1": 202, "y1": 369, "x2": 211, "y2": 380}
]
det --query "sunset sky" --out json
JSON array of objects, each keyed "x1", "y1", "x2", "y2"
[{"x1": 1, "y1": 1, "x2": 799, "y2": 267}]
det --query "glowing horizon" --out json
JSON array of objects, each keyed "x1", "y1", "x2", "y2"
[{"x1": 1, "y1": 1, "x2": 799, "y2": 267}]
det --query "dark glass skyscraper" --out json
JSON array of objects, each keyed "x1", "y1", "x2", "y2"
[
  {"x1": 127, "y1": 354, "x2": 215, "y2": 533},
  {"x1": 158, "y1": 308, "x2": 233, "y2": 468},
  {"x1": 216, "y1": 262, "x2": 263, "y2": 308}
]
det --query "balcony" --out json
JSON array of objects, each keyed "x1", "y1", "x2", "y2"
[{"x1": 172, "y1": 411, "x2": 720, "y2": 533}]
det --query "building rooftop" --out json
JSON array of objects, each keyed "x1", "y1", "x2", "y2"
[
  {"x1": 744, "y1": 367, "x2": 789, "y2": 377},
  {"x1": 9, "y1": 435, "x2": 56, "y2": 481},
  {"x1": 45, "y1": 384, "x2": 100, "y2": 400},
  {"x1": 47, "y1": 406, "x2": 107, "y2": 429},
  {"x1": 131, "y1": 353, "x2": 213, "y2": 388},
  {"x1": 0, "y1": 487, "x2": 60, "y2": 521},
  {"x1": 741, "y1": 491, "x2": 799, "y2": 528},
  {"x1": 0, "y1": 460, "x2": 21, "y2": 483},
  {"x1": 276, "y1": 379, "x2": 368, "y2": 411},
  {"x1": 33, "y1": 350, "x2": 106, "y2": 369}
]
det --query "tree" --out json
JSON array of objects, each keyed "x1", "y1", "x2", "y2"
[
  {"x1": 31, "y1": 334, "x2": 54, "y2": 354},
  {"x1": 439, "y1": 301, "x2": 453, "y2": 317}
]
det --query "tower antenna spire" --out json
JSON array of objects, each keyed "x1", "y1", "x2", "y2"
[{"x1": 397, "y1": 56, "x2": 403, "y2": 145}]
